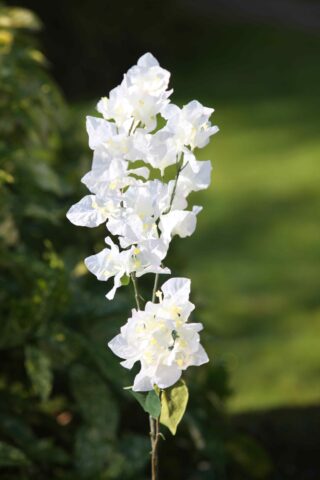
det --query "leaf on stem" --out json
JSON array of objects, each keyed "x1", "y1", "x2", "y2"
[
  {"x1": 129, "y1": 389, "x2": 161, "y2": 418},
  {"x1": 160, "y1": 379, "x2": 189, "y2": 435}
]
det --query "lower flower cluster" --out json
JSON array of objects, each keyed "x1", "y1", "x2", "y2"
[{"x1": 108, "y1": 278, "x2": 209, "y2": 390}]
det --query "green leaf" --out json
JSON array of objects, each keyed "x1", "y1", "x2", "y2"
[
  {"x1": 25, "y1": 345, "x2": 53, "y2": 401},
  {"x1": 160, "y1": 379, "x2": 189, "y2": 435},
  {"x1": 145, "y1": 390, "x2": 161, "y2": 418},
  {"x1": 130, "y1": 389, "x2": 161, "y2": 418},
  {"x1": 0, "y1": 441, "x2": 30, "y2": 467}
]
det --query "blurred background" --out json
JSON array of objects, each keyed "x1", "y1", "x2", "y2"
[{"x1": 1, "y1": 0, "x2": 320, "y2": 478}]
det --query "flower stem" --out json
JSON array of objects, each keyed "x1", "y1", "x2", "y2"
[
  {"x1": 132, "y1": 273, "x2": 161, "y2": 479},
  {"x1": 164, "y1": 156, "x2": 184, "y2": 215},
  {"x1": 149, "y1": 416, "x2": 160, "y2": 480},
  {"x1": 131, "y1": 273, "x2": 141, "y2": 310},
  {"x1": 152, "y1": 273, "x2": 159, "y2": 303}
]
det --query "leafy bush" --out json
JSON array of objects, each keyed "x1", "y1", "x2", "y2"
[
  {"x1": 0, "y1": 4, "x2": 271, "y2": 479},
  {"x1": 0, "y1": 5, "x2": 148, "y2": 478}
]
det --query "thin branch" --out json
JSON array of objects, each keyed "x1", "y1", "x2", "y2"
[
  {"x1": 130, "y1": 273, "x2": 141, "y2": 310},
  {"x1": 150, "y1": 416, "x2": 159, "y2": 480},
  {"x1": 163, "y1": 156, "x2": 186, "y2": 215},
  {"x1": 152, "y1": 273, "x2": 159, "y2": 303}
]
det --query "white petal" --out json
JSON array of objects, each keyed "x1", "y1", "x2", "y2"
[
  {"x1": 91, "y1": 145, "x2": 112, "y2": 170},
  {"x1": 132, "y1": 369, "x2": 154, "y2": 392},
  {"x1": 187, "y1": 322, "x2": 204, "y2": 333},
  {"x1": 154, "y1": 364, "x2": 182, "y2": 389},
  {"x1": 161, "y1": 277, "x2": 191, "y2": 301},
  {"x1": 108, "y1": 334, "x2": 136, "y2": 362},
  {"x1": 106, "y1": 271, "x2": 123, "y2": 300},
  {"x1": 136, "y1": 264, "x2": 170, "y2": 277},
  {"x1": 84, "y1": 248, "x2": 114, "y2": 281},
  {"x1": 66, "y1": 195, "x2": 108, "y2": 227},
  {"x1": 86, "y1": 116, "x2": 115, "y2": 150},
  {"x1": 185, "y1": 99, "x2": 214, "y2": 118},
  {"x1": 161, "y1": 103, "x2": 180, "y2": 119},
  {"x1": 191, "y1": 345, "x2": 209, "y2": 366},
  {"x1": 97, "y1": 96, "x2": 108, "y2": 117},
  {"x1": 120, "y1": 358, "x2": 137, "y2": 369},
  {"x1": 160, "y1": 206, "x2": 202, "y2": 242},
  {"x1": 179, "y1": 159, "x2": 212, "y2": 194},
  {"x1": 137, "y1": 52, "x2": 159, "y2": 68}
]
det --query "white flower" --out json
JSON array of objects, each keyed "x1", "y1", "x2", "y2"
[
  {"x1": 134, "y1": 239, "x2": 170, "y2": 277},
  {"x1": 123, "y1": 52, "x2": 172, "y2": 131},
  {"x1": 82, "y1": 157, "x2": 128, "y2": 194},
  {"x1": 98, "y1": 53, "x2": 172, "y2": 132},
  {"x1": 142, "y1": 129, "x2": 179, "y2": 174},
  {"x1": 125, "y1": 52, "x2": 171, "y2": 98},
  {"x1": 108, "y1": 212, "x2": 158, "y2": 248},
  {"x1": 66, "y1": 193, "x2": 121, "y2": 228},
  {"x1": 86, "y1": 116, "x2": 134, "y2": 156},
  {"x1": 134, "y1": 98, "x2": 217, "y2": 173},
  {"x1": 127, "y1": 89, "x2": 165, "y2": 132},
  {"x1": 159, "y1": 206, "x2": 203, "y2": 242},
  {"x1": 86, "y1": 116, "x2": 114, "y2": 150},
  {"x1": 97, "y1": 85, "x2": 134, "y2": 131},
  {"x1": 85, "y1": 237, "x2": 170, "y2": 300},
  {"x1": 177, "y1": 151, "x2": 212, "y2": 196},
  {"x1": 82, "y1": 157, "x2": 149, "y2": 197},
  {"x1": 103, "y1": 178, "x2": 201, "y2": 249},
  {"x1": 84, "y1": 237, "x2": 133, "y2": 300},
  {"x1": 108, "y1": 277, "x2": 209, "y2": 391},
  {"x1": 162, "y1": 100, "x2": 219, "y2": 150},
  {"x1": 107, "y1": 180, "x2": 170, "y2": 246}
]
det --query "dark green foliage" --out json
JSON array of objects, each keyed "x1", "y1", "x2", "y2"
[
  {"x1": 0, "y1": 442, "x2": 31, "y2": 468},
  {"x1": 25, "y1": 345, "x2": 53, "y2": 401},
  {"x1": 0, "y1": 5, "x2": 147, "y2": 478}
]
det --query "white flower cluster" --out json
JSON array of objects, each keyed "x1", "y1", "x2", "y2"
[
  {"x1": 108, "y1": 278, "x2": 209, "y2": 391},
  {"x1": 67, "y1": 53, "x2": 217, "y2": 390}
]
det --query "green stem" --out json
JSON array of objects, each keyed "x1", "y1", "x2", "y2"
[
  {"x1": 131, "y1": 274, "x2": 160, "y2": 477},
  {"x1": 128, "y1": 119, "x2": 139, "y2": 136},
  {"x1": 152, "y1": 273, "x2": 159, "y2": 303},
  {"x1": 163, "y1": 156, "x2": 186, "y2": 215},
  {"x1": 130, "y1": 273, "x2": 141, "y2": 310},
  {"x1": 165, "y1": 168, "x2": 180, "y2": 214}
]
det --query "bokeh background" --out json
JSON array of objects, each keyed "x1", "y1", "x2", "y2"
[{"x1": 1, "y1": 0, "x2": 320, "y2": 478}]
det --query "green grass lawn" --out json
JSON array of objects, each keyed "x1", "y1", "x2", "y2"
[
  {"x1": 177, "y1": 96, "x2": 320, "y2": 412},
  {"x1": 71, "y1": 26, "x2": 320, "y2": 413}
]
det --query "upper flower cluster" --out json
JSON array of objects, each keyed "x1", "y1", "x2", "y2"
[{"x1": 67, "y1": 52, "x2": 218, "y2": 300}]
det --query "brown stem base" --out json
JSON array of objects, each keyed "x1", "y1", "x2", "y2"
[{"x1": 150, "y1": 416, "x2": 160, "y2": 480}]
